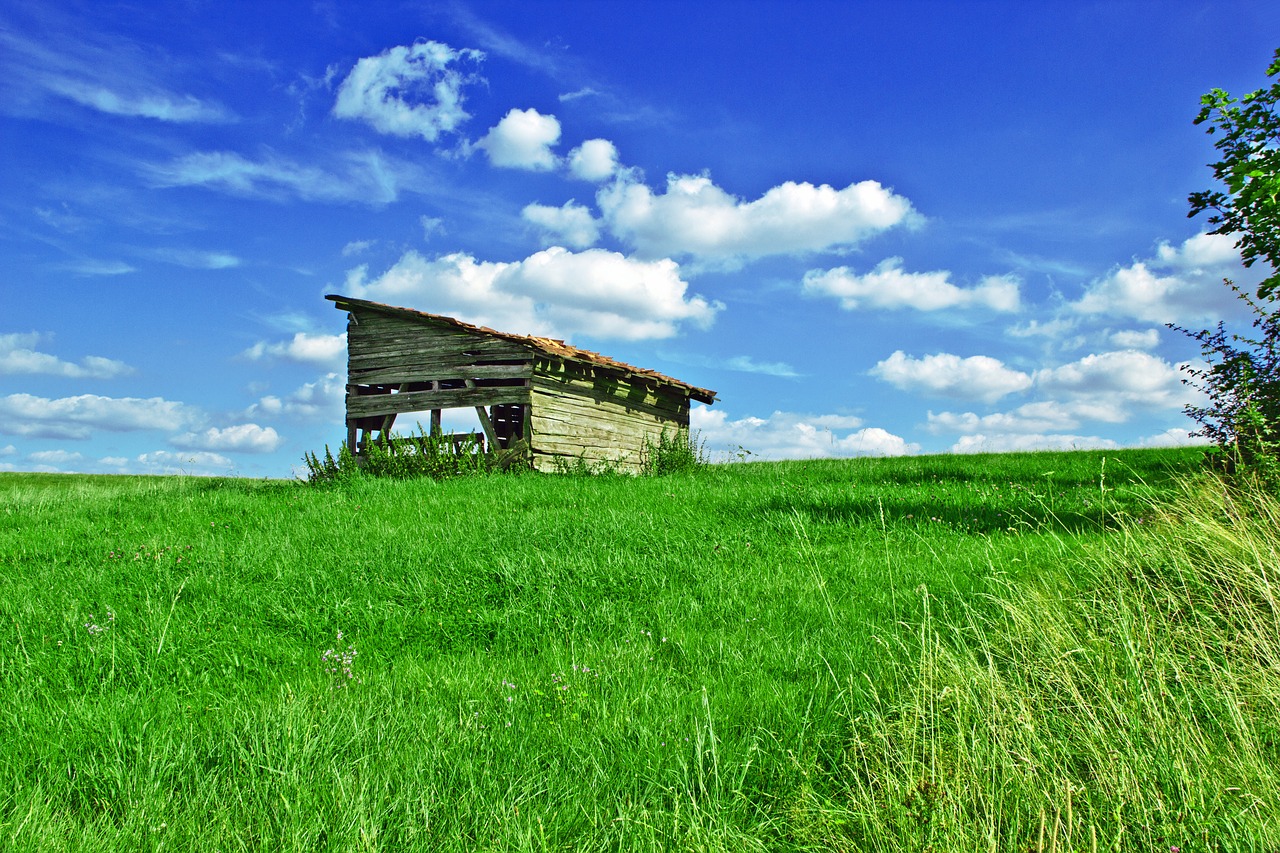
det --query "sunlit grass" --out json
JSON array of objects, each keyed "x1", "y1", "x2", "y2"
[{"x1": 6, "y1": 447, "x2": 1274, "y2": 849}]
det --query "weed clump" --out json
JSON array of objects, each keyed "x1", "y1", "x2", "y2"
[
  {"x1": 302, "y1": 424, "x2": 498, "y2": 484},
  {"x1": 642, "y1": 428, "x2": 707, "y2": 475}
]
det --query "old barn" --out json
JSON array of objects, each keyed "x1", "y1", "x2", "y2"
[{"x1": 328, "y1": 294, "x2": 717, "y2": 473}]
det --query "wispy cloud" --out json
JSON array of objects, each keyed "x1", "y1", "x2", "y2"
[
  {"x1": 0, "y1": 21, "x2": 233, "y2": 123},
  {"x1": 148, "y1": 248, "x2": 241, "y2": 269},
  {"x1": 144, "y1": 149, "x2": 413, "y2": 206}
]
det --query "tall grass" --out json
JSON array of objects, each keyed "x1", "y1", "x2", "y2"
[
  {"x1": 6, "y1": 448, "x2": 1277, "y2": 849},
  {"x1": 809, "y1": 474, "x2": 1280, "y2": 850}
]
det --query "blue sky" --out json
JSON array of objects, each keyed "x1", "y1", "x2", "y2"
[{"x1": 2, "y1": 0, "x2": 1278, "y2": 476}]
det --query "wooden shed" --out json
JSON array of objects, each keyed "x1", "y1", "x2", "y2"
[{"x1": 328, "y1": 294, "x2": 717, "y2": 473}]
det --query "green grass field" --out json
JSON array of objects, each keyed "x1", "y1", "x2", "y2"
[{"x1": 2, "y1": 447, "x2": 1278, "y2": 850}]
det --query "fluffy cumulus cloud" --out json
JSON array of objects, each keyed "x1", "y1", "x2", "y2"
[
  {"x1": 475, "y1": 108, "x2": 561, "y2": 170},
  {"x1": 803, "y1": 258, "x2": 1020, "y2": 313},
  {"x1": 597, "y1": 173, "x2": 919, "y2": 264},
  {"x1": 245, "y1": 373, "x2": 345, "y2": 422},
  {"x1": 345, "y1": 247, "x2": 720, "y2": 341},
  {"x1": 0, "y1": 333, "x2": 132, "y2": 378},
  {"x1": 567, "y1": 138, "x2": 619, "y2": 182},
  {"x1": 1032, "y1": 350, "x2": 1187, "y2": 412},
  {"x1": 1073, "y1": 232, "x2": 1262, "y2": 324},
  {"x1": 870, "y1": 351, "x2": 1033, "y2": 403},
  {"x1": 242, "y1": 333, "x2": 347, "y2": 365},
  {"x1": 332, "y1": 41, "x2": 482, "y2": 140},
  {"x1": 170, "y1": 424, "x2": 282, "y2": 454},
  {"x1": 0, "y1": 393, "x2": 199, "y2": 439},
  {"x1": 926, "y1": 349, "x2": 1195, "y2": 450},
  {"x1": 521, "y1": 201, "x2": 600, "y2": 248},
  {"x1": 147, "y1": 150, "x2": 410, "y2": 206},
  {"x1": 692, "y1": 407, "x2": 917, "y2": 460}
]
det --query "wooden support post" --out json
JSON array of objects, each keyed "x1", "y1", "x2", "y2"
[
  {"x1": 463, "y1": 378, "x2": 500, "y2": 449},
  {"x1": 473, "y1": 406, "x2": 498, "y2": 449},
  {"x1": 430, "y1": 409, "x2": 441, "y2": 436}
]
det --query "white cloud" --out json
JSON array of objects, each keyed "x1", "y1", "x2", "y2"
[
  {"x1": 242, "y1": 332, "x2": 347, "y2": 365},
  {"x1": 420, "y1": 216, "x2": 445, "y2": 240},
  {"x1": 692, "y1": 406, "x2": 917, "y2": 460},
  {"x1": 332, "y1": 41, "x2": 482, "y2": 140},
  {"x1": 44, "y1": 76, "x2": 232, "y2": 123},
  {"x1": 870, "y1": 351, "x2": 1033, "y2": 403},
  {"x1": 567, "y1": 138, "x2": 619, "y2": 182},
  {"x1": 1073, "y1": 232, "x2": 1262, "y2": 324},
  {"x1": 342, "y1": 240, "x2": 375, "y2": 257},
  {"x1": 1138, "y1": 427, "x2": 1210, "y2": 448},
  {"x1": 927, "y1": 350, "x2": 1194, "y2": 438},
  {"x1": 133, "y1": 450, "x2": 234, "y2": 476},
  {"x1": 29, "y1": 449, "x2": 83, "y2": 465},
  {"x1": 1006, "y1": 317, "x2": 1080, "y2": 340},
  {"x1": 950, "y1": 433, "x2": 1119, "y2": 454},
  {"x1": 1032, "y1": 350, "x2": 1187, "y2": 412},
  {"x1": 522, "y1": 201, "x2": 600, "y2": 248},
  {"x1": 803, "y1": 258, "x2": 1020, "y2": 312},
  {"x1": 149, "y1": 248, "x2": 240, "y2": 269},
  {"x1": 0, "y1": 333, "x2": 133, "y2": 378},
  {"x1": 345, "y1": 246, "x2": 721, "y2": 341},
  {"x1": 0, "y1": 444, "x2": 15, "y2": 456},
  {"x1": 559, "y1": 87, "x2": 599, "y2": 102},
  {"x1": 722, "y1": 356, "x2": 800, "y2": 378},
  {"x1": 475, "y1": 108, "x2": 561, "y2": 170},
  {"x1": 147, "y1": 150, "x2": 408, "y2": 206},
  {"x1": 1108, "y1": 328, "x2": 1161, "y2": 349},
  {"x1": 170, "y1": 424, "x2": 282, "y2": 453},
  {"x1": 62, "y1": 260, "x2": 137, "y2": 276},
  {"x1": 927, "y1": 406, "x2": 1076, "y2": 435},
  {"x1": 597, "y1": 172, "x2": 919, "y2": 265},
  {"x1": 0, "y1": 393, "x2": 199, "y2": 439},
  {"x1": 245, "y1": 373, "x2": 345, "y2": 422}
]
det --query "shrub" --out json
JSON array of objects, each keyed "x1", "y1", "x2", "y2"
[
  {"x1": 1178, "y1": 47, "x2": 1280, "y2": 491},
  {"x1": 1173, "y1": 285, "x2": 1280, "y2": 490}
]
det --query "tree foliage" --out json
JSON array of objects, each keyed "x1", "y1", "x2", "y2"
[
  {"x1": 1180, "y1": 48, "x2": 1280, "y2": 490},
  {"x1": 1188, "y1": 48, "x2": 1280, "y2": 301}
]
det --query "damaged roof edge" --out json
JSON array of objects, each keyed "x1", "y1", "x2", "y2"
[{"x1": 326, "y1": 294, "x2": 716, "y2": 405}]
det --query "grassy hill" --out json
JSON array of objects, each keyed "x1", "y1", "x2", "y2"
[{"x1": 2, "y1": 447, "x2": 1277, "y2": 850}]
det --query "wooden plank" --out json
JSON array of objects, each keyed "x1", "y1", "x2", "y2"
[
  {"x1": 531, "y1": 384, "x2": 688, "y2": 428},
  {"x1": 347, "y1": 385, "x2": 531, "y2": 418},
  {"x1": 531, "y1": 374, "x2": 688, "y2": 417},
  {"x1": 350, "y1": 362, "x2": 533, "y2": 385},
  {"x1": 349, "y1": 332, "x2": 526, "y2": 358}
]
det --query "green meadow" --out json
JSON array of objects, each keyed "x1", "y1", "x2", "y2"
[{"x1": 2, "y1": 447, "x2": 1278, "y2": 850}]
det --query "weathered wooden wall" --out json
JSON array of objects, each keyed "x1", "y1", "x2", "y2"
[
  {"x1": 529, "y1": 357, "x2": 690, "y2": 473},
  {"x1": 346, "y1": 310, "x2": 532, "y2": 418}
]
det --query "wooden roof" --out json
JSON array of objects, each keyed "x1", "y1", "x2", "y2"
[{"x1": 327, "y1": 294, "x2": 716, "y2": 405}]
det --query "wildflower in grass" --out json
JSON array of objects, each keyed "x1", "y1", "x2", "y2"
[
  {"x1": 321, "y1": 630, "x2": 359, "y2": 686},
  {"x1": 84, "y1": 610, "x2": 114, "y2": 636}
]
